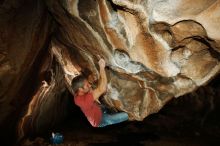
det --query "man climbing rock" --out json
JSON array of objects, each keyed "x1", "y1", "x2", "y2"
[{"x1": 71, "y1": 58, "x2": 129, "y2": 127}]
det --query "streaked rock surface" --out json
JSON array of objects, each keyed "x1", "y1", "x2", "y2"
[
  {"x1": 0, "y1": 0, "x2": 220, "y2": 144},
  {"x1": 45, "y1": 0, "x2": 220, "y2": 120}
]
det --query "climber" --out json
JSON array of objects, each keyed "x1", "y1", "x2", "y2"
[{"x1": 71, "y1": 58, "x2": 129, "y2": 127}]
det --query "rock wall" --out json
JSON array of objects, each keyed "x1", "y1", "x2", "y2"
[
  {"x1": 45, "y1": 0, "x2": 220, "y2": 120},
  {"x1": 0, "y1": 0, "x2": 220, "y2": 144},
  {"x1": 0, "y1": 0, "x2": 54, "y2": 144}
]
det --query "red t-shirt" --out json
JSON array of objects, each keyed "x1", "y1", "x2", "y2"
[{"x1": 74, "y1": 92, "x2": 102, "y2": 127}]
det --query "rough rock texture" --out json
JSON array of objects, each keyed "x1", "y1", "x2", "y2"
[
  {"x1": 0, "y1": 0, "x2": 54, "y2": 144},
  {"x1": 44, "y1": 0, "x2": 220, "y2": 120},
  {"x1": 0, "y1": 0, "x2": 220, "y2": 145},
  {"x1": 18, "y1": 77, "x2": 220, "y2": 145}
]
